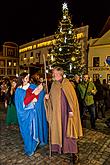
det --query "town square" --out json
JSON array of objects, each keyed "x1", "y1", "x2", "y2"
[{"x1": 0, "y1": 1, "x2": 110, "y2": 165}]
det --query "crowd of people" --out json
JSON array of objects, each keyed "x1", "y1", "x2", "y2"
[
  {"x1": 73, "y1": 74, "x2": 110, "y2": 129},
  {"x1": 0, "y1": 67, "x2": 110, "y2": 164}
]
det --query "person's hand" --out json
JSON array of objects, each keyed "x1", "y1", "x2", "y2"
[
  {"x1": 32, "y1": 98, "x2": 37, "y2": 103},
  {"x1": 38, "y1": 83, "x2": 43, "y2": 91},
  {"x1": 5, "y1": 101, "x2": 7, "y2": 108},
  {"x1": 91, "y1": 90, "x2": 96, "y2": 95},
  {"x1": 69, "y1": 112, "x2": 73, "y2": 118},
  {"x1": 45, "y1": 94, "x2": 49, "y2": 100},
  {"x1": 33, "y1": 83, "x2": 43, "y2": 95}
]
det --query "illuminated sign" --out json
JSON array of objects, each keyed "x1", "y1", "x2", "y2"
[
  {"x1": 89, "y1": 67, "x2": 110, "y2": 71},
  {"x1": 33, "y1": 45, "x2": 37, "y2": 49},
  {"x1": 77, "y1": 33, "x2": 84, "y2": 39},
  {"x1": 106, "y1": 56, "x2": 110, "y2": 65},
  {"x1": 19, "y1": 46, "x2": 32, "y2": 53},
  {"x1": 37, "y1": 40, "x2": 56, "y2": 48},
  {"x1": 19, "y1": 40, "x2": 56, "y2": 53},
  {"x1": 19, "y1": 33, "x2": 84, "y2": 53}
]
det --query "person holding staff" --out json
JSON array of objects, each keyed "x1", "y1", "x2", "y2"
[{"x1": 45, "y1": 67, "x2": 83, "y2": 163}]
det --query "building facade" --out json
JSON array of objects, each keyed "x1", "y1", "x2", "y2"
[
  {"x1": 19, "y1": 25, "x2": 89, "y2": 75},
  {"x1": 0, "y1": 42, "x2": 19, "y2": 80},
  {"x1": 88, "y1": 30, "x2": 110, "y2": 84}
]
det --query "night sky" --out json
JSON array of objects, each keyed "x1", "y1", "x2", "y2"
[{"x1": 0, "y1": 0, "x2": 109, "y2": 45}]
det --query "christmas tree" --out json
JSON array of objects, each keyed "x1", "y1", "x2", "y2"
[{"x1": 48, "y1": 2, "x2": 86, "y2": 77}]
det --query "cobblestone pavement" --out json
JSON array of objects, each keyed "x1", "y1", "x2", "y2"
[{"x1": 0, "y1": 106, "x2": 110, "y2": 165}]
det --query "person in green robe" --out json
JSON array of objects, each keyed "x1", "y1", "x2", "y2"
[{"x1": 6, "y1": 79, "x2": 18, "y2": 128}]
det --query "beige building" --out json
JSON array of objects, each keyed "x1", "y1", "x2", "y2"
[
  {"x1": 19, "y1": 25, "x2": 89, "y2": 75},
  {"x1": 88, "y1": 29, "x2": 110, "y2": 84},
  {"x1": 0, "y1": 42, "x2": 19, "y2": 80},
  {"x1": 19, "y1": 35, "x2": 54, "y2": 75}
]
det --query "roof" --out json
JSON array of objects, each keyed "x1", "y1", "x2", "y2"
[
  {"x1": 93, "y1": 30, "x2": 110, "y2": 46},
  {"x1": 98, "y1": 16, "x2": 110, "y2": 37}
]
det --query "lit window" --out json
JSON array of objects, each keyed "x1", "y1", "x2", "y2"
[
  {"x1": 93, "y1": 74, "x2": 99, "y2": 82},
  {"x1": 30, "y1": 52, "x2": 33, "y2": 59},
  {"x1": 30, "y1": 57, "x2": 33, "y2": 60},
  {"x1": 8, "y1": 62, "x2": 11, "y2": 66},
  {"x1": 24, "y1": 57, "x2": 27, "y2": 60},
  {"x1": 24, "y1": 54, "x2": 27, "y2": 60},
  {"x1": 14, "y1": 62, "x2": 17, "y2": 66}
]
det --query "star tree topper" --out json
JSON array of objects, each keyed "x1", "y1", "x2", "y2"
[{"x1": 62, "y1": 2, "x2": 68, "y2": 10}]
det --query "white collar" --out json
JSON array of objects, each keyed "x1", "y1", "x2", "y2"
[{"x1": 22, "y1": 83, "x2": 30, "y2": 90}]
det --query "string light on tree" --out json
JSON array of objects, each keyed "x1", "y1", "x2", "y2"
[
  {"x1": 63, "y1": 74, "x2": 66, "y2": 78},
  {"x1": 60, "y1": 27, "x2": 62, "y2": 32},
  {"x1": 59, "y1": 47, "x2": 62, "y2": 51},
  {"x1": 71, "y1": 57, "x2": 75, "y2": 61},
  {"x1": 46, "y1": 69, "x2": 49, "y2": 73},
  {"x1": 69, "y1": 63, "x2": 72, "y2": 73},
  {"x1": 51, "y1": 55, "x2": 54, "y2": 61},
  {"x1": 63, "y1": 15, "x2": 66, "y2": 19},
  {"x1": 69, "y1": 30, "x2": 72, "y2": 34},
  {"x1": 64, "y1": 36, "x2": 67, "y2": 43}
]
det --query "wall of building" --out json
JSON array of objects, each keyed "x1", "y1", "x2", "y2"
[
  {"x1": 88, "y1": 36, "x2": 110, "y2": 84},
  {"x1": 0, "y1": 42, "x2": 19, "y2": 80}
]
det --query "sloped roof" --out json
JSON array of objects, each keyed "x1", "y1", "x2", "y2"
[
  {"x1": 98, "y1": 16, "x2": 110, "y2": 37},
  {"x1": 93, "y1": 30, "x2": 110, "y2": 46}
]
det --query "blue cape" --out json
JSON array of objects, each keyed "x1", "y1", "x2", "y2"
[{"x1": 15, "y1": 83, "x2": 48, "y2": 156}]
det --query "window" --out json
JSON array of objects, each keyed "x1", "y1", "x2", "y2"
[
  {"x1": 7, "y1": 61, "x2": 12, "y2": 67},
  {"x1": 0, "y1": 69, "x2": 5, "y2": 75},
  {"x1": 36, "y1": 53, "x2": 39, "y2": 58},
  {"x1": 13, "y1": 62, "x2": 17, "y2": 67},
  {"x1": 36, "y1": 52, "x2": 40, "y2": 63},
  {"x1": 0, "y1": 60, "x2": 5, "y2": 67},
  {"x1": 7, "y1": 69, "x2": 12, "y2": 75},
  {"x1": 13, "y1": 69, "x2": 16, "y2": 75},
  {"x1": 30, "y1": 52, "x2": 34, "y2": 60},
  {"x1": 24, "y1": 54, "x2": 27, "y2": 60},
  {"x1": 48, "y1": 48, "x2": 52, "y2": 54},
  {"x1": 31, "y1": 52, "x2": 33, "y2": 57},
  {"x1": 13, "y1": 49, "x2": 16, "y2": 56},
  {"x1": 20, "y1": 56, "x2": 23, "y2": 61},
  {"x1": 107, "y1": 74, "x2": 110, "y2": 85},
  {"x1": 7, "y1": 49, "x2": 13, "y2": 56},
  {"x1": 106, "y1": 56, "x2": 110, "y2": 65},
  {"x1": 93, "y1": 57, "x2": 99, "y2": 67},
  {"x1": 93, "y1": 74, "x2": 99, "y2": 82}
]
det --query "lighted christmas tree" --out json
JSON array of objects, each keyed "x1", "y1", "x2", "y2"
[{"x1": 48, "y1": 2, "x2": 86, "y2": 77}]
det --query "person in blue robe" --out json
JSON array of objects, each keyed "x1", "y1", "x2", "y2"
[{"x1": 15, "y1": 72, "x2": 48, "y2": 156}]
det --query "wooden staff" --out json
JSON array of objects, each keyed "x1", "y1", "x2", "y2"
[
  {"x1": 43, "y1": 54, "x2": 48, "y2": 94},
  {"x1": 43, "y1": 54, "x2": 51, "y2": 157}
]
